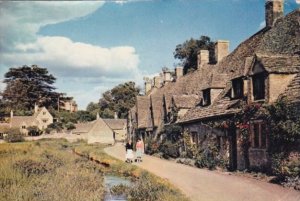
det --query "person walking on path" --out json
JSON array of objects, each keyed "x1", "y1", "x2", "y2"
[
  {"x1": 125, "y1": 140, "x2": 134, "y2": 163},
  {"x1": 135, "y1": 138, "x2": 143, "y2": 162}
]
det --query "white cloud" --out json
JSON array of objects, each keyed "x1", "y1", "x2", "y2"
[
  {"x1": 0, "y1": 1, "x2": 104, "y2": 51},
  {"x1": 0, "y1": 1, "x2": 144, "y2": 109},
  {"x1": 2, "y1": 36, "x2": 140, "y2": 78}
]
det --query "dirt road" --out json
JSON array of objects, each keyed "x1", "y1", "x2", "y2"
[{"x1": 105, "y1": 143, "x2": 300, "y2": 201}]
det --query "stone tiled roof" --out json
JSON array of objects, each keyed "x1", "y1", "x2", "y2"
[
  {"x1": 103, "y1": 119, "x2": 126, "y2": 130},
  {"x1": 0, "y1": 123, "x2": 9, "y2": 132},
  {"x1": 256, "y1": 55, "x2": 300, "y2": 74},
  {"x1": 73, "y1": 121, "x2": 94, "y2": 133},
  {"x1": 257, "y1": 9, "x2": 300, "y2": 56},
  {"x1": 172, "y1": 95, "x2": 200, "y2": 109},
  {"x1": 10, "y1": 116, "x2": 36, "y2": 128},
  {"x1": 178, "y1": 83, "x2": 241, "y2": 123},
  {"x1": 218, "y1": 28, "x2": 268, "y2": 80},
  {"x1": 150, "y1": 96, "x2": 164, "y2": 127},
  {"x1": 136, "y1": 9, "x2": 300, "y2": 127},
  {"x1": 74, "y1": 118, "x2": 126, "y2": 134},
  {"x1": 136, "y1": 96, "x2": 150, "y2": 129}
]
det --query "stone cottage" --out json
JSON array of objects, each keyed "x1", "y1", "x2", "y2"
[
  {"x1": 128, "y1": 0, "x2": 300, "y2": 170},
  {"x1": 73, "y1": 114, "x2": 127, "y2": 144},
  {"x1": 10, "y1": 105, "x2": 53, "y2": 135}
]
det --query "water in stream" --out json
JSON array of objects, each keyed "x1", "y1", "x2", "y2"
[{"x1": 104, "y1": 175, "x2": 132, "y2": 201}]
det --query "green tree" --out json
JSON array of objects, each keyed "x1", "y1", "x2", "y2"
[
  {"x1": 86, "y1": 102, "x2": 100, "y2": 117},
  {"x1": 75, "y1": 110, "x2": 95, "y2": 122},
  {"x1": 1, "y1": 65, "x2": 58, "y2": 111},
  {"x1": 174, "y1": 36, "x2": 215, "y2": 74},
  {"x1": 98, "y1": 81, "x2": 140, "y2": 119}
]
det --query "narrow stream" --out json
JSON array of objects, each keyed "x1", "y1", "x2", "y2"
[{"x1": 104, "y1": 175, "x2": 132, "y2": 201}]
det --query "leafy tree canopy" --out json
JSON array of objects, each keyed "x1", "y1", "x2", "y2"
[
  {"x1": 92, "y1": 81, "x2": 140, "y2": 119},
  {"x1": 174, "y1": 36, "x2": 215, "y2": 74},
  {"x1": 1, "y1": 65, "x2": 58, "y2": 111}
]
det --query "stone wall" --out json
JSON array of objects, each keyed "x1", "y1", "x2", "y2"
[{"x1": 268, "y1": 73, "x2": 296, "y2": 103}]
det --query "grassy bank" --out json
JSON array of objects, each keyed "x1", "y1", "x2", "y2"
[
  {"x1": 74, "y1": 143, "x2": 189, "y2": 201},
  {"x1": 0, "y1": 139, "x2": 189, "y2": 201}
]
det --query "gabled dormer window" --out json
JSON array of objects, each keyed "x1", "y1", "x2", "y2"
[
  {"x1": 202, "y1": 89, "x2": 211, "y2": 106},
  {"x1": 231, "y1": 78, "x2": 244, "y2": 99},
  {"x1": 252, "y1": 73, "x2": 266, "y2": 101}
]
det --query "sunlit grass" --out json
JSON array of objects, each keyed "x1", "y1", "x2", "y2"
[{"x1": 0, "y1": 139, "x2": 189, "y2": 201}]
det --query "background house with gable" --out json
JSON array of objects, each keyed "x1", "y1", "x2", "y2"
[
  {"x1": 10, "y1": 105, "x2": 53, "y2": 135},
  {"x1": 73, "y1": 113, "x2": 127, "y2": 144}
]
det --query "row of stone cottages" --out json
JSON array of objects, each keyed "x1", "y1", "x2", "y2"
[{"x1": 127, "y1": 1, "x2": 300, "y2": 170}]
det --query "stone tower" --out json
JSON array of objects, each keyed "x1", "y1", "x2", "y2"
[{"x1": 265, "y1": 0, "x2": 284, "y2": 28}]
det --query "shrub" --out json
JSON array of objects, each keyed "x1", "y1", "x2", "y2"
[
  {"x1": 145, "y1": 138, "x2": 159, "y2": 155},
  {"x1": 4, "y1": 128, "x2": 24, "y2": 143},
  {"x1": 47, "y1": 122, "x2": 63, "y2": 133},
  {"x1": 65, "y1": 122, "x2": 76, "y2": 130},
  {"x1": 14, "y1": 159, "x2": 49, "y2": 176},
  {"x1": 158, "y1": 141, "x2": 180, "y2": 159},
  {"x1": 27, "y1": 126, "x2": 42, "y2": 136}
]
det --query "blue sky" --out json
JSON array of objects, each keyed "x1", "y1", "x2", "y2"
[{"x1": 0, "y1": 0, "x2": 299, "y2": 109}]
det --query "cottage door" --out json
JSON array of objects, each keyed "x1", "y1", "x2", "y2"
[{"x1": 229, "y1": 126, "x2": 237, "y2": 170}]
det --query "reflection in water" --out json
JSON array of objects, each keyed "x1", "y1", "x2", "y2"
[{"x1": 104, "y1": 175, "x2": 132, "y2": 201}]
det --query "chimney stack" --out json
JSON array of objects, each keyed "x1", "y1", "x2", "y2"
[
  {"x1": 162, "y1": 68, "x2": 172, "y2": 84},
  {"x1": 265, "y1": 0, "x2": 284, "y2": 28},
  {"x1": 153, "y1": 76, "x2": 162, "y2": 88},
  {"x1": 215, "y1": 40, "x2": 229, "y2": 63},
  {"x1": 175, "y1": 66, "x2": 183, "y2": 79},
  {"x1": 144, "y1": 77, "x2": 152, "y2": 95},
  {"x1": 197, "y1": 50, "x2": 209, "y2": 68},
  {"x1": 34, "y1": 103, "x2": 39, "y2": 113}
]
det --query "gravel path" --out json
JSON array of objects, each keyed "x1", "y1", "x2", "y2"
[{"x1": 105, "y1": 143, "x2": 300, "y2": 201}]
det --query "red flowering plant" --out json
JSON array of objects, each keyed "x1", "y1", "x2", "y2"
[{"x1": 233, "y1": 102, "x2": 267, "y2": 167}]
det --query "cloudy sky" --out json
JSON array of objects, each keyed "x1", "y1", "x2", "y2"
[{"x1": 0, "y1": 0, "x2": 299, "y2": 110}]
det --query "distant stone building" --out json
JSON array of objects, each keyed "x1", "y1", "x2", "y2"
[
  {"x1": 60, "y1": 98, "x2": 78, "y2": 113},
  {"x1": 73, "y1": 114, "x2": 127, "y2": 144},
  {"x1": 128, "y1": 0, "x2": 300, "y2": 170},
  {"x1": 10, "y1": 105, "x2": 53, "y2": 135}
]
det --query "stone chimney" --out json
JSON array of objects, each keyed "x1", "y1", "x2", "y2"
[
  {"x1": 197, "y1": 50, "x2": 209, "y2": 68},
  {"x1": 215, "y1": 40, "x2": 229, "y2": 63},
  {"x1": 34, "y1": 103, "x2": 39, "y2": 113},
  {"x1": 153, "y1": 76, "x2": 162, "y2": 88},
  {"x1": 144, "y1": 77, "x2": 152, "y2": 95},
  {"x1": 162, "y1": 68, "x2": 172, "y2": 84},
  {"x1": 175, "y1": 66, "x2": 183, "y2": 79},
  {"x1": 265, "y1": 0, "x2": 284, "y2": 28},
  {"x1": 10, "y1": 110, "x2": 13, "y2": 128}
]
